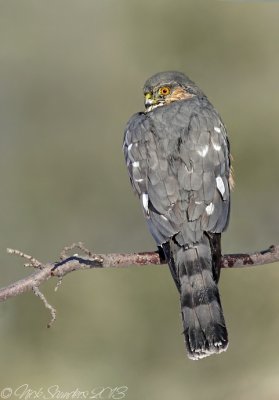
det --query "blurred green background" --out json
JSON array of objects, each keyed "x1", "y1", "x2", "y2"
[{"x1": 0, "y1": 1, "x2": 279, "y2": 399}]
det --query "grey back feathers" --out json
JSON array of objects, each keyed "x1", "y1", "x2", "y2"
[
  {"x1": 124, "y1": 96, "x2": 230, "y2": 247},
  {"x1": 123, "y1": 72, "x2": 231, "y2": 360}
]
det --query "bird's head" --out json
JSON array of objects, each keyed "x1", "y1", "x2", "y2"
[{"x1": 143, "y1": 71, "x2": 204, "y2": 112}]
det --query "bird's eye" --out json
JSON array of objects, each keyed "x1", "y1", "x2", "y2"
[{"x1": 159, "y1": 86, "x2": 171, "y2": 96}]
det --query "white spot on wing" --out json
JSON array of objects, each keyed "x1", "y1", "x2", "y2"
[
  {"x1": 142, "y1": 193, "x2": 149, "y2": 214},
  {"x1": 213, "y1": 142, "x2": 221, "y2": 151},
  {"x1": 161, "y1": 214, "x2": 168, "y2": 221},
  {"x1": 132, "y1": 161, "x2": 139, "y2": 167},
  {"x1": 197, "y1": 145, "x2": 209, "y2": 157},
  {"x1": 135, "y1": 178, "x2": 144, "y2": 182},
  {"x1": 128, "y1": 143, "x2": 133, "y2": 151},
  {"x1": 205, "y1": 203, "x2": 214, "y2": 215},
  {"x1": 214, "y1": 126, "x2": 221, "y2": 133},
  {"x1": 216, "y1": 176, "x2": 225, "y2": 197},
  {"x1": 184, "y1": 164, "x2": 193, "y2": 173}
]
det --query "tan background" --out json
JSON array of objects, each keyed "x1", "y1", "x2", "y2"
[{"x1": 0, "y1": 1, "x2": 279, "y2": 399}]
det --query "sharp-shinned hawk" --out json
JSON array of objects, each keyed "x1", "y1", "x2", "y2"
[{"x1": 123, "y1": 71, "x2": 232, "y2": 360}]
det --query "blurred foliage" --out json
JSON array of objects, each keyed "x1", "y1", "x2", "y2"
[{"x1": 1, "y1": 1, "x2": 279, "y2": 399}]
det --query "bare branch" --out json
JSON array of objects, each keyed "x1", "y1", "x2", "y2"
[
  {"x1": 32, "y1": 286, "x2": 57, "y2": 328},
  {"x1": 0, "y1": 264, "x2": 53, "y2": 302},
  {"x1": 7, "y1": 248, "x2": 42, "y2": 268},
  {"x1": 0, "y1": 244, "x2": 279, "y2": 324},
  {"x1": 59, "y1": 242, "x2": 92, "y2": 260}
]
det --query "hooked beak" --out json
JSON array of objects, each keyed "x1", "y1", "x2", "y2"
[{"x1": 145, "y1": 92, "x2": 157, "y2": 110}]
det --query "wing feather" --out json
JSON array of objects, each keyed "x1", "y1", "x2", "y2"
[{"x1": 123, "y1": 97, "x2": 231, "y2": 246}]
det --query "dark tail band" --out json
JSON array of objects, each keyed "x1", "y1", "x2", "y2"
[{"x1": 165, "y1": 235, "x2": 228, "y2": 360}]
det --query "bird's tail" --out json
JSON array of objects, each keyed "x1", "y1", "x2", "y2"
[{"x1": 166, "y1": 235, "x2": 228, "y2": 360}]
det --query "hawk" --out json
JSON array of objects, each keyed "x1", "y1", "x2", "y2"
[{"x1": 123, "y1": 71, "x2": 232, "y2": 360}]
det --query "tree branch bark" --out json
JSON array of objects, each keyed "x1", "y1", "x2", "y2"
[{"x1": 1, "y1": 243, "x2": 279, "y2": 326}]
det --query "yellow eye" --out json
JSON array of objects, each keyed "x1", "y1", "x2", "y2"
[{"x1": 159, "y1": 86, "x2": 171, "y2": 96}]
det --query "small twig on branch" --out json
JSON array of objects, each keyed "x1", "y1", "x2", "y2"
[
  {"x1": 7, "y1": 248, "x2": 42, "y2": 268},
  {"x1": 0, "y1": 243, "x2": 279, "y2": 326},
  {"x1": 32, "y1": 286, "x2": 56, "y2": 328},
  {"x1": 59, "y1": 241, "x2": 92, "y2": 260}
]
